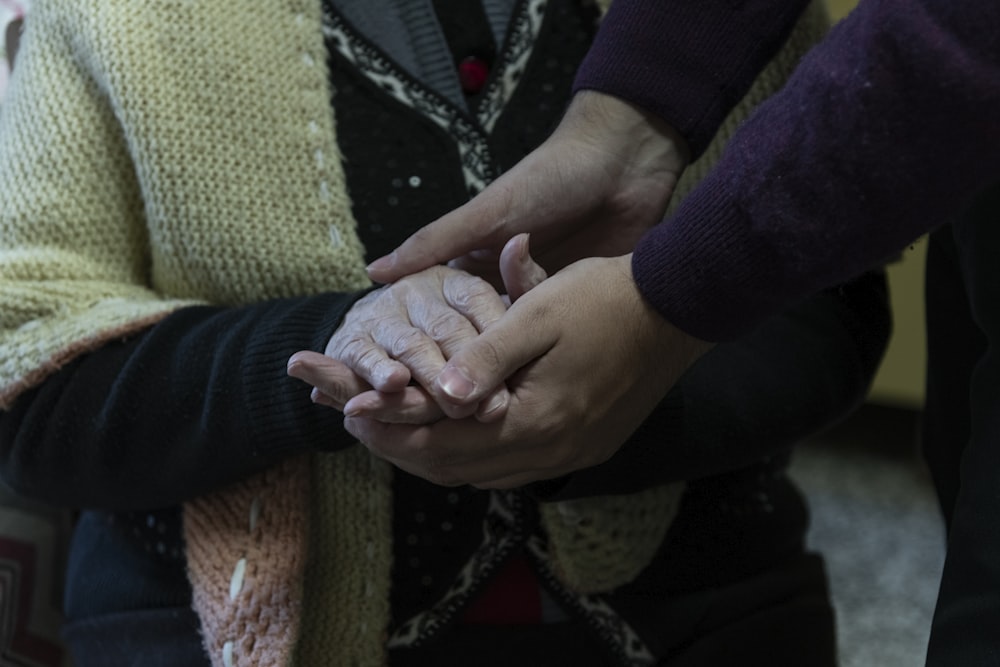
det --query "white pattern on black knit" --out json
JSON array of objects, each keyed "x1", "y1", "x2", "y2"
[
  {"x1": 476, "y1": 0, "x2": 548, "y2": 132},
  {"x1": 524, "y1": 535, "x2": 657, "y2": 667},
  {"x1": 322, "y1": 13, "x2": 496, "y2": 195},
  {"x1": 387, "y1": 490, "x2": 522, "y2": 648}
]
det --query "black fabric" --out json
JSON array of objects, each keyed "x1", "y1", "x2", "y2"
[
  {"x1": 922, "y1": 227, "x2": 986, "y2": 524},
  {"x1": 620, "y1": 459, "x2": 808, "y2": 596},
  {"x1": 432, "y1": 0, "x2": 497, "y2": 69},
  {"x1": 486, "y1": 0, "x2": 599, "y2": 171},
  {"x1": 0, "y1": 292, "x2": 368, "y2": 510},
  {"x1": 62, "y1": 607, "x2": 209, "y2": 667},
  {"x1": 390, "y1": 551, "x2": 835, "y2": 667},
  {"x1": 63, "y1": 511, "x2": 189, "y2": 620},
  {"x1": 654, "y1": 551, "x2": 836, "y2": 667},
  {"x1": 391, "y1": 620, "x2": 608, "y2": 667},
  {"x1": 924, "y1": 181, "x2": 1000, "y2": 666},
  {"x1": 389, "y1": 478, "x2": 492, "y2": 627}
]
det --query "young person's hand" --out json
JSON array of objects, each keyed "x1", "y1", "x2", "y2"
[
  {"x1": 365, "y1": 91, "x2": 689, "y2": 287},
  {"x1": 344, "y1": 254, "x2": 713, "y2": 488}
]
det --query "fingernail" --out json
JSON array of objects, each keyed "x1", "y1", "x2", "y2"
[
  {"x1": 439, "y1": 366, "x2": 475, "y2": 400},
  {"x1": 480, "y1": 390, "x2": 508, "y2": 417},
  {"x1": 366, "y1": 253, "x2": 395, "y2": 275},
  {"x1": 343, "y1": 397, "x2": 365, "y2": 417}
]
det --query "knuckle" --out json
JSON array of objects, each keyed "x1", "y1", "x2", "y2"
[
  {"x1": 445, "y1": 275, "x2": 497, "y2": 312},
  {"x1": 337, "y1": 335, "x2": 374, "y2": 366},
  {"x1": 386, "y1": 326, "x2": 428, "y2": 358},
  {"x1": 424, "y1": 310, "x2": 467, "y2": 343}
]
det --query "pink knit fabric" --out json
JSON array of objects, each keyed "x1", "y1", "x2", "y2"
[{"x1": 184, "y1": 455, "x2": 311, "y2": 667}]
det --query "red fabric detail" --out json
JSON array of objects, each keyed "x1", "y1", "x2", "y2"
[
  {"x1": 460, "y1": 553, "x2": 543, "y2": 625},
  {"x1": 458, "y1": 56, "x2": 490, "y2": 94}
]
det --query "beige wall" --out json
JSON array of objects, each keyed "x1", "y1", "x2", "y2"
[{"x1": 821, "y1": 0, "x2": 927, "y2": 409}]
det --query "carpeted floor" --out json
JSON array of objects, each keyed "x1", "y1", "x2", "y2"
[{"x1": 789, "y1": 404, "x2": 945, "y2": 667}]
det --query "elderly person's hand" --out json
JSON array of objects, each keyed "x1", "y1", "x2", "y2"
[
  {"x1": 365, "y1": 91, "x2": 689, "y2": 287},
  {"x1": 287, "y1": 234, "x2": 547, "y2": 425}
]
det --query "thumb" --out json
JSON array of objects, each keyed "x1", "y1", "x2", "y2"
[
  {"x1": 366, "y1": 183, "x2": 517, "y2": 283},
  {"x1": 435, "y1": 296, "x2": 555, "y2": 406},
  {"x1": 499, "y1": 233, "x2": 548, "y2": 302}
]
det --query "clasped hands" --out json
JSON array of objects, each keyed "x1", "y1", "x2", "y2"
[{"x1": 288, "y1": 92, "x2": 711, "y2": 488}]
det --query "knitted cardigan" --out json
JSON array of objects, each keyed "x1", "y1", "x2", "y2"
[{"x1": 0, "y1": 0, "x2": 829, "y2": 665}]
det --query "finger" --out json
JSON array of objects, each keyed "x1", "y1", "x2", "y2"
[
  {"x1": 470, "y1": 471, "x2": 548, "y2": 490},
  {"x1": 310, "y1": 388, "x2": 343, "y2": 411},
  {"x1": 365, "y1": 183, "x2": 518, "y2": 283},
  {"x1": 287, "y1": 351, "x2": 373, "y2": 406},
  {"x1": 472, "y1": 383, "x2": 511, "y2": 423},
  {"x1": 435, "y1": 293, "x2": 558, "y2": 406},
  {"x1": 499, "y1": 233, "x2": 548, "y2": 302},
  {"x1": 345, "y1": 412, "x2": 536, "y2": 486},
  {"x1": 344, "y1": 418, "x2": 469, "y2": 487},
  {"x1": 343, "y1": 387, "x2": 446, "y2": 424},
  {"x1": 364, "y1": 321, "x2": 477, "y2": 419},
  {"x1": 407, "y1": 274, "x2": 504, "y2": 357},
  {"x1": 332, "y1": 332, "x2": 412, "y2": 392},
  {"x1": 439, "y1": 271, "x2": 509, "y2": 334},
  {"x1": 347, "y1": 416, "x2": 547, "y2": 488},
  {"x1": 368, "y1": 320, "x2": 448, "y2": 384}
]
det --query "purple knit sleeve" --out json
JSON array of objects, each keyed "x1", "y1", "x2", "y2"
[
  {"x1": 631, "y1": 0, "x2": 1000, "y2": 342},
  {"x1": 574, "y1": 0, "x2": 809, "y2": 158}
]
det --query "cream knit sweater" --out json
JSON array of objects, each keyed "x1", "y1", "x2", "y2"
[
  {"x1": 0, "y1": 2, "x2": 390, "y2": 666},
  {"x1": 0, "y1": 0, "x2": 829, "y2": 665}
]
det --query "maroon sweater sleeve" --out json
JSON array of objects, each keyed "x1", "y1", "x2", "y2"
[
  {"x1": 631, "y1": 0, "x2": 1000, "y2": 341},
  {"x1": 573, "y1": 0, "x2": 809, "y2": 158}
]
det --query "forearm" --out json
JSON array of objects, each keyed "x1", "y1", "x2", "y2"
[
  {"x1": 574, "y1": 0, "x2": 810, "y2": 158},
  {"x1": 0, "y1": 292, "x2": 366, "y2": 510},
  {"x1": 633, "y1": 0, "x2": 1000, "y2": 341}
]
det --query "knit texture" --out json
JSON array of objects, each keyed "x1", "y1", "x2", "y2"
[
  {"x1": 668, "y1": 0, "x2": 829, "y2": 211},
  {"x1": 540, "y1": 483, "x2": 685, "y2": 594},
  {"x1": 0, "y1": 0, "x2": 371, "y2": 406},
  {"x1": 295, "y1": 449, "x2": 394, "y2": 666},
  {"x1": 0, "y1": 1, "x2": 383, "y2": 665},
  {"x1": 185, "y1": 456, "x2": 312, "y2": 667}
]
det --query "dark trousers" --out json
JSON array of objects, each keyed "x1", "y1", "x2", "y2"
[{"x1": 923, "y1": 181, "x2": 1000, "y2": 666}]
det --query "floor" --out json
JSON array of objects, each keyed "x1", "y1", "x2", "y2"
[{"x1": 789, "y1": 404, "x2": 946, "y2": 667}]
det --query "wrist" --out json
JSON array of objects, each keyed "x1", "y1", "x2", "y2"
[
  {"x1": 563, "y1": 91, "x2": 690, "y2": 175},
  {"x1": 615, "y1": 253, "x2": 712, "y2": 383}
]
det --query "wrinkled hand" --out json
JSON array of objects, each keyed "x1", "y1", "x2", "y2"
[
  {"x1": 366, "y1": 91, "x2": 689, "y2": 287},
  {"x1": 288, "y1": 264, "x2": 509, "y2": 422},
  {"x1": 344, "y1": 254, "x2": 713, "y2": 488},
  {"x1": 287, "y1": 235, "x2": 548, "y2": 424}
]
